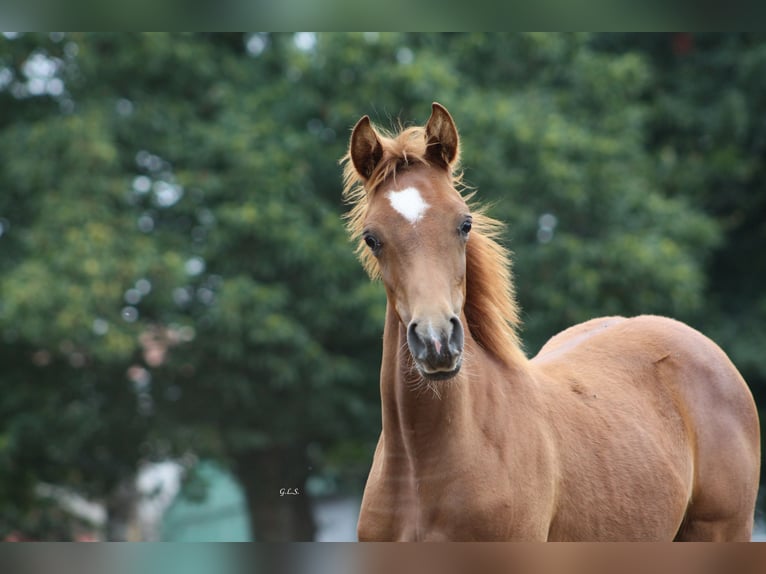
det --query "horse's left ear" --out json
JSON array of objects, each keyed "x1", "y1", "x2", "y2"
[{"x1": 425, "y1": 102, "x2": 459, "y2": 169}]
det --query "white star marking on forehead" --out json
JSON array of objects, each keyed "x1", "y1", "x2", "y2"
[{"x1": 386, "y1": 187, "x2": 430, "y2": 224}]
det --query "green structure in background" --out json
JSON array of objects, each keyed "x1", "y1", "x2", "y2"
[{"x1": 162, "y1": 463, "x2": 251, "y2": 542}]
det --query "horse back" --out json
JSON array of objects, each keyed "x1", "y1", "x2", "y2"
[{"x1": 533, "y1": 315, "x2": 758, "y2": 438}]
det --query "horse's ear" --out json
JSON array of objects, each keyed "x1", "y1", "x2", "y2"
[
  {"x1": 425, "y1": 102, "x2": 459, "y2": 169},
  {"x1": 349, "y1": 115, "x2": 383, "y2": 181}
]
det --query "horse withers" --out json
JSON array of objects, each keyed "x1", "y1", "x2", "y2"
[{"x1": 341, "y1": 103, "x2": 760, "y2": 541}]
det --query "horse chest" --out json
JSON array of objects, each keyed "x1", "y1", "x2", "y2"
[{"x1": 358, "y1": 445, "x2": 551, "y2": 541}]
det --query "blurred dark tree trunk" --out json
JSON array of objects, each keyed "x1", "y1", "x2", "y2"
[
  {"x1": 233, "y1": 445, "x2": 316, "y2": 541},
  {"x1": 105, "y1": 478, "x2": 138, "y2": 541}
]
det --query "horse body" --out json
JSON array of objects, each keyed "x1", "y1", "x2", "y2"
[
  {"x1": 344, "y1": 104, "x2": 760, "y2": 541},
  {"x1": 535, "y1": 314, "x2": 759, "y2": 541}
]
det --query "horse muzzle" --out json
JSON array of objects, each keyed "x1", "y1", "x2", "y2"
[{"x1": 406, "y1": 315, "x2": 464, "y2": 381}]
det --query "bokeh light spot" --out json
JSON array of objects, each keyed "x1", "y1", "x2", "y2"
[{"x1": 121, "y1": 306, "x2": 139, "y2": 322}]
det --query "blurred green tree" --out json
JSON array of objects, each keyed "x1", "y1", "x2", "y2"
[{"x1": 0, "y1": 32, "x2": 384, "y2": 540}]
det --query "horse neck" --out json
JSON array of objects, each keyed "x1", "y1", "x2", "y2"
[{"x1": 379, "y1": 301, "x2": 530, "y2": 459}]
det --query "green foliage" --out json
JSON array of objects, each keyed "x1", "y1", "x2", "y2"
[
  {"x1": 0, "y1": 33, "x2": 762, "y2": 539},
  {"x1": 595, "y1": 32, "x2": 766, "y2": 398}
]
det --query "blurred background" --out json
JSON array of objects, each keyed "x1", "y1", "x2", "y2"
[{"x1": 0, "y1": 32, "x2": 764, "y2": 541}]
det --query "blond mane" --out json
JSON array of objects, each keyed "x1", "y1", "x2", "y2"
[{"x1": 341, "y1": 122, "x2": 525, "y2": 366}]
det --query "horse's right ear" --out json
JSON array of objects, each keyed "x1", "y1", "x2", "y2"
[{"x1": 349, "y1": 116, "x2": 383, "y2": 181}]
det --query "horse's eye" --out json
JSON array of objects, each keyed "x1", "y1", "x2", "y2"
[
  {"x1": 364, "y1": 234, "x2": 380, "y2": 252},
  {"x1": 460, "y1": 219, "x2": 472, "y2": 235}
]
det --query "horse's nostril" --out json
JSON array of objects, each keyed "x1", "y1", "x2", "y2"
[
  {"x1": 407, "y1": 321, "x2": 427, "y2": 360},
  {"x1": 407, "y1": 321, "x2": 418, "y2": 343},
  {"x1": 449, "y1": 315, "x2": 464, "y2": 354}
]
